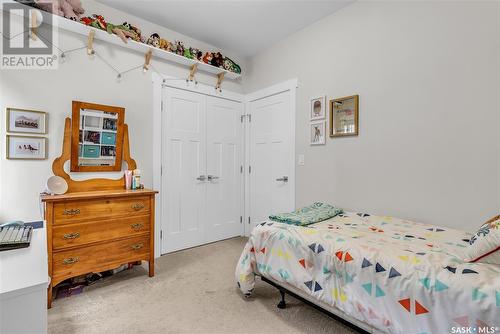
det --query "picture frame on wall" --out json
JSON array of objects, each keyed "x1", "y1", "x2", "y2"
[
  {"x1": 6, "y1": 135, "x2": 47, "y2": 160},
  {"x1": 310, "y1": 120, "x2": 326, "y2": 145},
  {"x1": 310, "y1": 96, "x2": 326, "y2": 120},
  {"x1": 330, "y1": 95, "x2": 359, "y2": 137},
  {"x1": 6, "y1": 108, "x2": 48, "y2": 134}
]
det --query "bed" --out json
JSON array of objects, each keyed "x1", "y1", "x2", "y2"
[{"x1": 235, "y1": 211, "x2": 500, "y2": 334}]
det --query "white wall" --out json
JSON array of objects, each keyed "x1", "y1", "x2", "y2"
[
  {"x1": 244, "y1": 0, "x2": 500, "y2": 231},
  {"x1": 0, "y1": 0, "x2": 245, "y2": 222}
]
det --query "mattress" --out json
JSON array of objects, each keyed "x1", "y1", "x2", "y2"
[{"x1": 235, "y1": 212, "x2": 500, "y2": 334}]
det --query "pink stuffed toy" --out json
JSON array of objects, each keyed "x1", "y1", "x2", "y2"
[{"x1": 35, "y1": 0, "x2": 84, "y2": 21}]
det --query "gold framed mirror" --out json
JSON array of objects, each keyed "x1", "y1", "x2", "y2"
[{"x1": 70, "y1": 101, "x2": 125, "y2": 172}]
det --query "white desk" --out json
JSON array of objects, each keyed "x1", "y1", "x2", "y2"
[{"x1": 0, "y1": 225, "x2": 48, "y2": 334}]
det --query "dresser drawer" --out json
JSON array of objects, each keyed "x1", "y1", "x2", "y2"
[
  {"x1": 52, "y1": 235, "x2": 150, "y2": 279},
  {"x1": 52, "y1": 215, "x2": 150, "y2": 250},
  {"x1": 53, "y1": 196, "x2": 150, "y2": 224}
]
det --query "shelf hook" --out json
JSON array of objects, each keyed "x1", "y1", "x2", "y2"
[
  {"x1": 187, "y1": 64, "x2": 198, "y2": 84},
  {"x1": 87, "y1": 30, "x2": 95, "y2": 55},
  {"x1": 215, "y1": 72, "x2": 225, "y2": 92},
  {"x1": 143, "y1": 49, "x2": 153, "y2": 72},
  {"x1": 30, "y1": 9, "x2": 37, "y2": 41}
]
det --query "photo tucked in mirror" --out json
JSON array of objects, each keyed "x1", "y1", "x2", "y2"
[{"x1": 71, "y1": 101, "x2": 125, "y2": 172}]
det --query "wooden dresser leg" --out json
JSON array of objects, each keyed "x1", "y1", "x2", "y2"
[
  {"x1": 149, "y1": 259, "x2": 155, "y2": 277},
  {"x1": 47, "y1": 285, "x2": 52, "y2": 309}
]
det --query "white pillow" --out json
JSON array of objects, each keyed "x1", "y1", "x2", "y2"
[{"x1": 464, "y1": 215, "x2": 500, "y2": 264}]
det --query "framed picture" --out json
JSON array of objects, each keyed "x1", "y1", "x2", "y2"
[
  {"x1": 310, "y1": 96, "x2": 326, "y2": 120},
  {"x1": 330, "y1": 95, "x2": 359, "y2": 137},
  {"x1": 6, "y1": 108, "x2": 47, "y2": 134},
  {"x1": 310, "y1": 120, "x2": 326, "y2": 145},
  {"x1": 6, "y1": 135, "x2": 47, "y2": 160}
]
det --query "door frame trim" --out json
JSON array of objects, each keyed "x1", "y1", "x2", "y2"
[
  {"x1": 152, "y1": 73, "x2": 245, "y2": 256},
  {"x1": 243, "y1": 79, "x2": 298, "y2": 237}
]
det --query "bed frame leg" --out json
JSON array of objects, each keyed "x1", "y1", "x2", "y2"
[{"x1": 277, "y1": 289, "x2": 286, "y2": 309}]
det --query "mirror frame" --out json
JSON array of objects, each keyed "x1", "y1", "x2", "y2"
[{"x1": 70, "y1": 101, "x2": 125, "y2": 172}]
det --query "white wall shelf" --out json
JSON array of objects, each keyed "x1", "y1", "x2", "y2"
[{"x1": 3, "y1": 0, "x2": 242, "y2": 80}]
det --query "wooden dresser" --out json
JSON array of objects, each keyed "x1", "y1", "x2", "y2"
[{"x1": 41, "y1": 189, "x2": 157, "y2": 308}]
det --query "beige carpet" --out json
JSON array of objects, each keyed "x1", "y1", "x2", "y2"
[{"x1": 48, "y1": 237, "x2": 360, "y2": 334}]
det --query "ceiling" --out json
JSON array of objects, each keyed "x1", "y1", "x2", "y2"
[{"x1": 97, "y1": 1, "x2": 354, "y2": 58}]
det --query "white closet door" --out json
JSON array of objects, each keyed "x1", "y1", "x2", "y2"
[
  {"x1": 205, "y1": 96, "x2": 244, "y2": 242},
  {"x1": 248, "y1": 90, "x2": 294, "y2": 232},
  {"x1": 162, "y1": 87, "x2": 207, "y2": 253}
]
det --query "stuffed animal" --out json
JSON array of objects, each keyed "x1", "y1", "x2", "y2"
[
  {"x1": 129, "y1": 24, "x2": 144, "y2": 43},
  {"x1": 35, "y1": 0, "x2": 84, "y2": 20},
  {"x1": 174, "y1": 41, "x2": 184, "y2": 56},
  {"x1": 159, "y1": 38, "x2": 171, "y2": 52},
  {"x1": 106, "y1": 22, "x2": 138, "y2": 44},
  {"x1": 184, "y1": 47, "x2": 193, "y2": 59},
  {"x1": 190, "y1": 48, "x2": 202, "y2": 61},
  {"x1": 223, "y1": 57, "x2": 241, "y2": 74},
  {"x1": 121, "y1": 22, "x2": 143, "y2": 43},
  {"x1": 80, "y1": 14, "x2": 107, "y2": 31},
  {"x1": 196, "y1": 50, "x2": 203, "y2": 61},
  {"x1": 147, "y1": 33, "x2": 161, "y2": 48},
  {"x1": 203, "y1": 52, "x2": 213, "y2": 64},
  {"x1": 211, "y1": 52, "x2": 224, "y2": 68}
]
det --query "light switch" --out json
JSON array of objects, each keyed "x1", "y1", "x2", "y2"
[{"x1": 298, "y1": 154, "x2": 305, "y2": 166}]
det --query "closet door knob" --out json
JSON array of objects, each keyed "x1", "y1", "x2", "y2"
[
  {"x1": 207, "y1": 175, "x2": 219, "y2": 181},
  {"x1": 196, "y1": 175, "x2": 207, "y2": 181},
  {"x1": 276, "y1": 176, "x2": 289, "y2": 182}
]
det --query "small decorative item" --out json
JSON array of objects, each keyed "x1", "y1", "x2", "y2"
[
  {"x1": 330, "y1": 95, "x2": 359, "y2": 137},
  {"x1": 310, "y1": 121, "x2": 326, "y2": 145},
  {"x1": 310, "y1": 96, "x2": 325, "y2": 120},
  {"x1": 6, "y1": 135, "x2": 47, "y2": 160},
  {"x1": 7, "y1": 108, "x2": 47, "y2": 134}
]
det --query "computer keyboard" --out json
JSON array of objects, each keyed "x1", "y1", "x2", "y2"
[{"x1": 0, "y1": 225, "x2": 32, "y2": 251}]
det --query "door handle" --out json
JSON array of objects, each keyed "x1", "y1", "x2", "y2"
[
  {"x1": 276, "y1": 176, "x2": 289, "y2": 182},
  {"x1": 207, "y1": 175, "x2": 219, "y2": 181},
  {"x1": 196, "y1": 175, "x2": 207, "y2": 181}
]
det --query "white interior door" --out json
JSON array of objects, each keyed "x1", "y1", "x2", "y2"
[
  {"x1": 162, "y1": 87, "x2": 207, "y2": 253},
  {"x1": 205, "y1": 96, "x2": 244, "y2": 242},
  {"x1": 248, "y1": 89, "x2": 295, "y2": 233}
]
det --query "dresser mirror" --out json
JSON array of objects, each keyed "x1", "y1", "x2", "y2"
[{"x1": 70, "y1": 101, "x2": 125, "y2": 172}]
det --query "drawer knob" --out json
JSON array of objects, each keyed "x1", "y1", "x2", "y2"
[
  {"x1": 62, "y1": 257, "x2": 80, "y2": 265},
  {"x1": 131, "y1": 223, "x2": 144, "y2": 230},
  {"x1": 132, "y1": 203, "x2": 145, "y2": 210},
  {"x1": 63, "y1": 232, "x2": 80, "y2": 239},
  {"x1": 63, "y1": 209, "x2": 80, "y2": 216},
  {"x1": 130, "y1": 243, "x2": 144, "y2": 250}
]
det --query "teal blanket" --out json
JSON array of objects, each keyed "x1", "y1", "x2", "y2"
[{"x1": 269, "y1": 202, "x2": 343, "y2": 226}]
